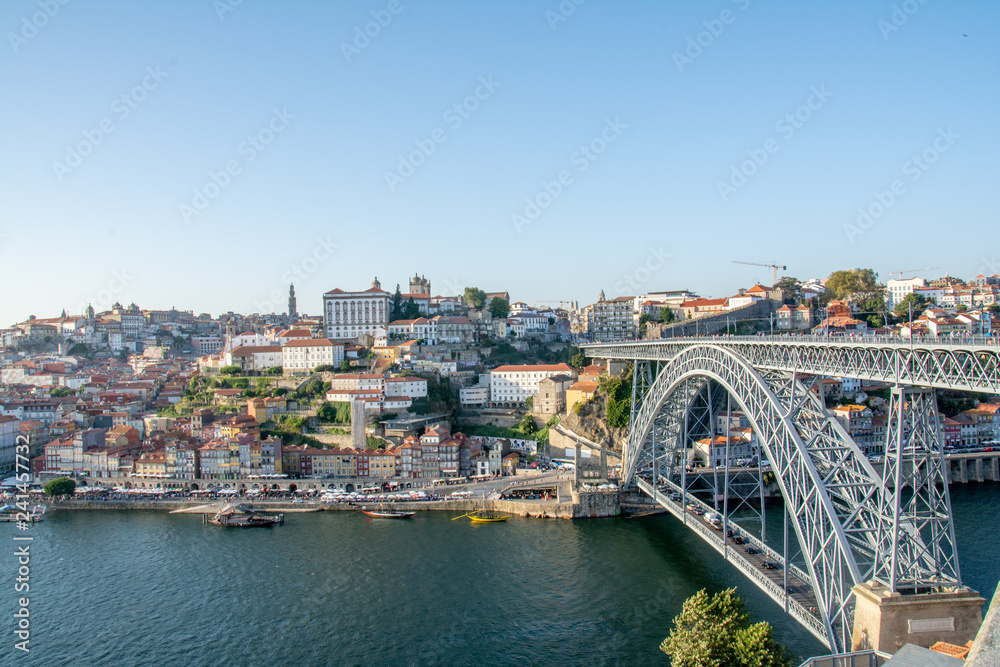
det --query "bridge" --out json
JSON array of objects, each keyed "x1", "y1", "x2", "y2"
[{"x1": 583, "y1": 335, "x2": 998, "y2": 653}]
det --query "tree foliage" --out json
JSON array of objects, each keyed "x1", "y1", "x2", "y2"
[
  {"x1": 774, "y1": 276, "x2": 802, "y2": 304},
  {"x1": 265, "y1": 366, "x2": 283, "y2": 376},
  {"x1": 464, "y1": 287, "x2": 487, "y2": 309},
  {"x1": 824, "y1": 268, "x2": 885, "y2": 312},
  {"x1": 570, "y1": 352, "x2": 588, "y2": 369},
  {"x1": 660, "y1": 588, "x2": 790, "y2": 667},
  {"x1": 390, "y1": 284, "x2": 404, "y2": 322},
  {"x1": 659, "y1": 307, "x2": 676, "y2": 324},
  {"x1": 219, "y1": 365, "x2": 241, "y2": 376},
  {"x1": 403, "y1": 297, "x2": 421, "y2": 320},
  {"x1": 489, "y1": 296, "x2": 510, "y2": 319},
  {"x1": 519, "y1": 413, "x2": 537, "y2": 434},
  {"x1": 44, "y1": 477, "x2": 76, "y2": 496},
  {"x1": 51, "y1": 387, "x2": 76, "y2": 397},
  {"x1": 603, "y1": 372, "x2": 633, "y2": 429},
  {"x1": 893, "y1": 293, "x2": 929, "y2": 321}
]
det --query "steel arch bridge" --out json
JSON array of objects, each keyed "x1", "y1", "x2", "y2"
[{"x1": 582, "y1": 336, "x2": 998, "y2": 652}]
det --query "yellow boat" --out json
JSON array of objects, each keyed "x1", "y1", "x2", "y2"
[{"x1": 466, "y1": 510, "x2": 510, "y2": 523}]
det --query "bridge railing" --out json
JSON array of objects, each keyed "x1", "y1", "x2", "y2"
[
  {"x1": 586, "y1": 333, "x2": 999, "y2": 348},
  {"x1": 637, "y1": 478, "x2": 830, "y2": 645}
]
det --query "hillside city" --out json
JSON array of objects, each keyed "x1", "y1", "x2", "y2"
[{"x1": 2, "y1": 268, "x2": 999, "y2": 489}]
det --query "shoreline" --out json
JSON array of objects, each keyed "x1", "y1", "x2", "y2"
[{"x1": 46, "y1": 493, "x2": 620, "y2": 519}]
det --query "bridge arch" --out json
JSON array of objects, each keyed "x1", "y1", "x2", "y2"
[{"x1": 627, "y1": 344, "x2": 887, "y2": 650}]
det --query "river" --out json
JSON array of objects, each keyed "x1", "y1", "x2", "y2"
[{"x1": 3, "y1": 483, "x2": 997, "y2": 666}]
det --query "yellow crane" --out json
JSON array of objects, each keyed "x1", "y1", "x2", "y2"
[
  {"x1": 731, "y1": 260, "x2": 786, "y2": 286},
  {"x1": 887, "y1": 267, "x2": 939, "y2": 279}
]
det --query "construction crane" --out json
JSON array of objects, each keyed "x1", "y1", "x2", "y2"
[
  {"x1": 732, "y1": 260, "x2": 786, "y2": 286},
  {"x1": 887, "y1": 267, "x2": 939, "y2": 279}
]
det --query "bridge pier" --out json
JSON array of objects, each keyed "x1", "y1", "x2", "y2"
[
  {"x1": 960, "y1": 459, "x2": 969, "y2": 484},
  {"x1": 974, "y1": 458, "x2": 984, "y2": 483},
  {"x1": 990, "y1": 457, "x2": 1000, "y2": 483},
  {"x1": 852, "y1": 582, "x2": 984, "y2": 654}
]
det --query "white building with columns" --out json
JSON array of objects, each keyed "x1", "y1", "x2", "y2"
[{"x1": 323, "y1": 278, "x2": 391, "y2": 342}]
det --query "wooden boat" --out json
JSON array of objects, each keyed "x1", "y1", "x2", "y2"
[
  {"x1": 361, "y1": 506, "x2": 415, "y2": 519},
  {"x1": 453, "y1": 510, "x2": 510, "y2": 523},
  {"x1": 206, "y1": 503, "x2": 283, "y2": 527},
  {"x1": 0, "y1": 504, "x2": 45, "y2": 523}
]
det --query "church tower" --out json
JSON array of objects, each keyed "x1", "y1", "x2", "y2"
[{"x1": 288, "y1": 284, "x2": 297, "y2": 318}]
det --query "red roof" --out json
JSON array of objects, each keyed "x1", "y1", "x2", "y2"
[
  {"x1": 492, "y1": 363, "x2": 574, "y2": 373},
  {"x1": 283, "y1": 338, "x2": 342, "y2": 348}
]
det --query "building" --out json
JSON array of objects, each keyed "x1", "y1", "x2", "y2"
[
  {"x1": 281, "y1": 339, "x2": 345, "y2": 374},
  {"x1": 323, "y1": 278, "x2": 391, "y2": 342},
  {"x1": 589, "y1": 292, "x2": 637, "y2": 342},
  {"x1": 534, "y1": 374, "x2": 575, "y2": 414},
  {"x1": 565, "y1": 380, "x2": 598, "y2": 415},
  {"x1": 384, "y1": 377, "x2": 428, "y2": 399},
  {"x1": 226, "y1": 345, "x2": 283, "y2": 372},
  {"x1": 887, "y1": 277, "x2": 926, "y2": 309},
  {"x1": 489, "y1": 363, "x2": 577, "y2": 407},
  {"x1": 776, "y1": 304, "x2": 813, "y2": 330},
  {"x1": 0, "y1": 415, "x2": 20, "y2": 476}
]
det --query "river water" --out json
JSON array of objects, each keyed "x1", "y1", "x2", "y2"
[{"x1": 4, "y1": 484, "x2": 997, "y2": 666}]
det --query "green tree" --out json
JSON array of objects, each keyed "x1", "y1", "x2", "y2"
[
  {"x1": 219, "y1": 365, "x2": 241, "y2": 376},
  {"x1": 265, "y1": 366, "x2": 283, "y2": 376},
  {"x1": 489, "y1": 296, "x2": 510, "y2": 319},
  {"x1": 390, "y1": 284, "x2": 404, "y2": 321},
  {"x1": 659, "y1": 307, "x2": 676, "y2": 324},
  {"x1": 316, "y1": 401, "x2": 337, "y2": 422},
  {"x1": 464, "y1": 287, "x2": 487, "y2": 309},
  {"x1": 50, "y1": 387, "x2": 76, "y2": 397},
  {"x1": 313, "y1": 364, "x2": 335, "y2": 373},
  {"x1": 774, "y1": 276, "x2": 802, "y2": 304},
  {"x1": 893, "y1": 293, "x2": 929, "y2": 321},
  {"x1": 660, "y1": 588, "x2": 790, "y2": 667},
  {"x1": 956, "y1": 304, "x2": 968, "y2": 313},
  {"x1": 824, "y1": 268, "x2": 885, "y2": 312},
  {"x1": 639, "y1": 313, "x2": 652, "y2": 326},
  {"x1": 570, "y1": 352, "x2": 588, "y2": 369},
  {"x1": 988, "y1": 304, "x2": 999, "y2": 315},
  {"x1": 401, "y1": 297, "x2": 420, "y2": 319},
  {"x1": 519, "y1": 413, "x2": 537, "y2": 434},
  {"x1": 44, "y1": 477, "x2": 76, "y2": 497}
]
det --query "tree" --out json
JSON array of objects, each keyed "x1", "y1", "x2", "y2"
[
  {"x1": 51, "y1": 387, "x2": 76, "y2": 397},
  {"x1": 219, "y1": 365, "x2": 241, "y2": 376},
  {"x1": 570, "y1": 352, "x2": 588, "y2": 369},
  {"x1": 265, "y1": 366, "x2": 283, "y2": 376},
  {"x1": 339, "y1": 360, "x2": 351, "y2": 372},
  {"x1": 315, "y1": 401, "x2": 337, "y2": 422},
  {"x1": 659, "y1": 307, "x2": 676, "y2": 324},
  {"x1": 639, "y1": 313, "x2": 652, "y2": 326},
  {"x1": 44, "y1": 477, "x2": 76, "y2": 497},
  {"x1": 390, "y1": 284, "x2": 404, "y2": 321},
  {"x1": 519, "y1": 413, "x2": 537, "y2": 434},
  {"x1": 774, "y1": 276, "x2": 802, "y2": 304},
  {"x1": 489, "y1": 296, "x2": 510, "y2": 319},
  {"x1": 403, "y1": 297, "x2": 420, "y2": 319},
  {"x1": 464, "y1": 287, "x2": 487, "y2": 309},
  {"x1": 989, "y1": 304, "x2": 1000, "y2": 315},
  {"x1": 313, "y1": 364, "x2": 335, "y2": 373},
  {"x1": 824, "y1": 268, "x2": 885, "y2": 312},
  {"x1": 956, "y1": 304, "x2": 968, "y2": 313},
  {"x1": 660, "y1": 588, "x2": 790, "y2": 667},
  {"x1": 893, "y1": 293, "x2": 929, "y2": 321}
]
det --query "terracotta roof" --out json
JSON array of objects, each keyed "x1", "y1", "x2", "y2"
[
  {"x1": 492, "y1": 363, "x2": 574, "y2": 373},
  {"x1": 282, "y1": 338, "x2": 341, "y2": 348}
]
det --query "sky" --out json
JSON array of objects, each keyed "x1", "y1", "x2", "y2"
[{"x1": 1, "y1": 0, "x2": 997, "y2": 325}]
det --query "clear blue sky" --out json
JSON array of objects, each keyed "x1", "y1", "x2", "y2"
[{"x1": 1, "y1": 0, "x2": 997, "y2": 324}]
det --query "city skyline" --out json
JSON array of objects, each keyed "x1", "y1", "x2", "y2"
[{"x1": 2, "y1": 1, "x2": 998, "y2": 325}]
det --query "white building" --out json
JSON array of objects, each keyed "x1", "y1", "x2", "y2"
[
  {"x1": 384, "y1": 377, "x2": 428, "y2": 399},
  {"x1": 327, "y1": 374, "x2": 385, "y2": 392},
  {"x1": 0, "y1": 415, "x2": 20, "y2": 477},
  {"x1": 323, "y1": 278, "x2": 391, "y2": 341},
  {"x1": 886, "y1": 277, "x2": 926, "y2": 308},
  {"x1": 460, "y1": 384, "x2": 490, "y2": 406},
  {"x1": 489, "y1": 363, "x2": 577, "y2": 406},
  {"x1": 226, "y1": 345, "x2": 283, "y2": 372},
  {"x1": 281, "y1": 339, "x2": 345, "y2": 374}
]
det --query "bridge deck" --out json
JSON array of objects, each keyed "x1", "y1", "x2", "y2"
[{"x1": 635, "y1": 477, "x2": 830, "y2": 647}]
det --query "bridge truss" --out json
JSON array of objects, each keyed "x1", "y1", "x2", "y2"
[{"x1": 588, "y1": 340, "x2": 968, "y2": 652}]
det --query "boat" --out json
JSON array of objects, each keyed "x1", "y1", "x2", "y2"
[
  {"x1": 361, "y1": 505, "x2": 415, "y2": 519},
  {"x1": 453, "y1": 510, "x2": 510, "y2": 523},
  {"x1": 0, "y1": 504, "x2": 45, "y2": 523},
  {"x1": 206, "y1": 503, "x2": 283, "y2": 527}
]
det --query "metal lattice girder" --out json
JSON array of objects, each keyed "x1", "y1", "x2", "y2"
[
  {"x1": 623, "y1": 345, "x2": 892, "y2": 652},
  {"x1": 872, "y1": 387, "x2": 962, "y2": 591},
  {"x1": 584, "y1": 337, "x2": 1000, "y2": 393}
]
